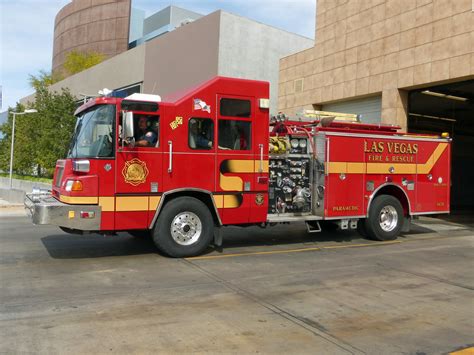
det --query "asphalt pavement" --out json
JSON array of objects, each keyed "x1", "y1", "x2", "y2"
[{"x1": 1, "y1": 207, "x2": 473, "y2": 354}]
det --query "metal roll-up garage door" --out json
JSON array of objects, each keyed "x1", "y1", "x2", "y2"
[{"x1": 322, "y1": 95, "x2": 382, "y2": 124}]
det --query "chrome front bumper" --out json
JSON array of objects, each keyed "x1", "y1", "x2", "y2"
[{"x1": 25, "y1": 193, "x2": 101, "y2": 231}]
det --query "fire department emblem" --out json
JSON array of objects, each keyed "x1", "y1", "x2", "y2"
[
  {"x1": 255, "y1": 193, "x2": 264, "y2": 206},
  {"x1": 122, "y1": 158, "x2": 149, "y2": 186}
]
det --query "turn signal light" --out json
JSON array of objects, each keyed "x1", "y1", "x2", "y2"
[
  {"x1": 65, "y1": 180, "x2": 83, "y2": 191},
  {"x1": 441, "y1": 132, "x2": 450, "y2": 138}
]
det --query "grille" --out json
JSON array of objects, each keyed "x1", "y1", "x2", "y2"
[{"x1": 55, "y1": 167, "x2": 64, "y2": 188}]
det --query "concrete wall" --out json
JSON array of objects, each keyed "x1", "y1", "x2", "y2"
[
  {"x1": 129, "y1": 7, "x2": 146, "y2": 42},
  {"x1": 279, "y1": 0, "x2": 474, "y2": 129},
  {"x1": 53, "y1": 0, "x2": 131, "y2": 76},
  {"x1": 0, "y1": 177, "x2": 50, "y2": 204},
  {"x1": 143, "y1": 6, "x2": 172, "y2": 35},
  {"x1": 218, "y1": 12, "x2": 313, "y2": 114},
  {"x1": 169, "y1": 6, "x2": 203, "y2": 28},
  {"x1": 22, "y1": 8, "x2": 313, "y2": 113},
  {"x1": 47, "y1": 44, "x2": 146, "y2": 100},
  {"x1": 142, "y1": 11, "x2": 221, "y2": 96}
]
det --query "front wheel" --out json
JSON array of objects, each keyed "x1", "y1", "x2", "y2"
[
  {"x1": 152, "y1": 197, "x2": 214, "y2": 257},
  {"x1": 365, "y1": 195, "x2": 403, "y2": 241}
]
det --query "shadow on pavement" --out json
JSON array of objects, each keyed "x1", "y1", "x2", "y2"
[
  {"x1": 41, "y1": 220, "x2": 441, "y2": 259},
  {"x1": 220, "y1": 223, "x2": 362, "y2": 248},
  {"x1": 41, "y1": 233, "x2": 157, "y2": 259}
]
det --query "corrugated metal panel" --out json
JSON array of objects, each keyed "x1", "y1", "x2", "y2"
[{"x1": 322, "y1": 96, "x2": 382, "y2": 124}]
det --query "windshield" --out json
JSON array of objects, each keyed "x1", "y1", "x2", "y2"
[{"x1": 68, "y1": 105, "x2": 115, "y2": 158}]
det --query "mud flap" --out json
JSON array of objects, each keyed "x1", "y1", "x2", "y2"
[
  {"x1": 401, "y1": 216, "x2": 411, "y2": 233},
  {"x1": 213, "y1": 227, "x2": 223, "y2": 248}
]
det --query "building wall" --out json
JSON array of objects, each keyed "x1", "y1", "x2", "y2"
[
  {"x1": 129, "y1": 7, "x2": 146, "y2": 43},
  {"x1": 218, "y1": 12, "x2": 313, "y2": 113},
  {"x1": 48, "y1": 45, "x2": 145, "y2": 99},
  {"x1": 279, "y1": 0, "x2": 474, "y2": 130},
  {"x1": 28, "y1": 9, "x2": 312, "y2": 114},
  {"x1": 52, "y1": 0, "x2": 131, "y2": 76},
  {"x1": 142, "y1": 11, "x2": 221, "y2": 96}
]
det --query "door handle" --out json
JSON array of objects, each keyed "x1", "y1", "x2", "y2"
[
  {"x1": 168, "y1": 141, "x2": 173, "y2": 173},
  {"x1": 259, "y1": 144, "x2": 264, "y2": 173}
]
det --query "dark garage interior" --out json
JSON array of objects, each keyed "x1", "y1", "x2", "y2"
[{"x1": 408, "y1": 79, "x2": 474, "y2": 214}]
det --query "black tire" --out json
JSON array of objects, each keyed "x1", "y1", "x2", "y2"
[
  {"x1": 152, "y1": 197, "x2": 214, "y2": 257},
  {"x1": 365, "y1": 194, "x2": 403, "y2": 241},
  {"x1": 129, "y1": 230, "x2": 152, "y2": 239}
]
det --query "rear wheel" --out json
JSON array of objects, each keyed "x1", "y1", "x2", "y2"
[
  {"x1": 152, "y1": 197, "x2": 214, "y2": 257},
  {"x1": 365, "y1": 195, "x2": 403, "y2": 241}
]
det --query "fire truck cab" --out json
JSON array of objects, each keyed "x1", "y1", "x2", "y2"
[{"x1": 26, "y1": 76, "x2": 451, "y2": 257}]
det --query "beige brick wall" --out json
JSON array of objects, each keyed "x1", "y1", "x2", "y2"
[{"x1": 279, "y1": 0, "x2": 474, "y2": 130}]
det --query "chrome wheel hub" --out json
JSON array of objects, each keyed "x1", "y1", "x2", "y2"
[
  {"x1": 379, "y1": 205, "x2": 398, "y2": 232},
  {"x1": 170, "y1": 212, "x2": 202, "y2": 246}
]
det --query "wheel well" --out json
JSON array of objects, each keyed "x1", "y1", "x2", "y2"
[
  {"x1": 155, "y1": 191, "x2": 221, "y2": 227},
  {"x1": 369, "y1": 185, "x2": 410, "y2": 217}
]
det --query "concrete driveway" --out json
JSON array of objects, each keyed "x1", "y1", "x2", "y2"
[{"x1": 1, "y1": 210, "x2": 473, "y2": 354}]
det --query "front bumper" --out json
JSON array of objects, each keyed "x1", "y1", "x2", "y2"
[{"x1": 25, "y1": 193, "x2": 101, "y2": 230}]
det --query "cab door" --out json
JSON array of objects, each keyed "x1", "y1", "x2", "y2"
[
  {"x1": 161, "y1": 98, "x2": 216, "y2": 194},
  {"x1": 215, "y1": 95, "x2": 260, "y2": 224},
  {"x1": 115, "y1": 109, "x2": 162, "y2": 230}
]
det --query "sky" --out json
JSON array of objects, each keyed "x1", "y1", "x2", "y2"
[{"x1": 0, "y1": 0, "x2": 316, "y2": 113}]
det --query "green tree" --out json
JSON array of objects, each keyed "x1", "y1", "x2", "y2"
[
  {"x1": 0, "y1": 72, "x2": 77, "y2": 177},
  {"x1": 63, "y1": 50, "x2": 105, "y2": 76}
]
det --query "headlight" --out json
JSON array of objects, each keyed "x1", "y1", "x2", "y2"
[
  {"x1": 299, "y1": 139, "x2": 307, "y2": 148},
  {"x1": 290, "y1": 139, "x2": 299, "y2": 148}
]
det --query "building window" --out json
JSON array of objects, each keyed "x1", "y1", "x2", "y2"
[
  {"x1": 294, "y1": 79, "x2": 304, "y2": 93},
  {"x1": 189, "y1": 118, "x2": 214, "y2": 150},
  {"x1": 218, "y1": 120, "x2": 251, "y2": 150},
  {"x1": 220, "y1": 98, "x2": 251, "y2": 117}
]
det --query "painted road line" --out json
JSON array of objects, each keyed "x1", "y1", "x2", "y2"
[
  {"x1": 187, "y1": 246, "x2": 323, "y2": 260},
  {"x1": 450, "y1": 347, "x2": 474, "y2": 355},
  {"x1": 186, "y1": 240, "x2": 401, "y2": 261}
]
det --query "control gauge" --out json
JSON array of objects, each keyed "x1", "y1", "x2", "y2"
[
  {"x1": 290, "y1": 139, "x2": 299, "y2": 148},
  {"x1": 299, "y1": 139, "x2": 307, "y2": 148}
]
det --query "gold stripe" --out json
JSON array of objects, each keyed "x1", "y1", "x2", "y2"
[
  {"x1": 213, "y1": 194, "x2": 242, "y2": 209},
  {"x1": 254, "y1": 160, "x2": 269, "y2": 173},
  {"x1": 116, "y1": 196, "x2": 148, "y2": 211},
  {"x1": 223, "y1": 195, "x2": 240, "y2": 208},
  {"x1": 225, "y1": 160, "x2": 269, "y2": 173},
  {"x1": 99, "y1": 197, "x2": 115, "y2": 212},
  {"x1": 149, "y1": 196, "x2": 161, "y2": 211},
  {"x1": 450, "y1": 347, "x2": 474, "y2": 355},
  {"x1": 220, "y1": 160, "x2": 269, "y2": 191},
  {"x1": 220, "y1": 173, "x2": 243, "y2": 191},
  {"x1": 417, "y1": 143, "x2": 448, "y2": 174},
  {"x1": 59, "y1": 195, "x2": 98, "y2": 204},
  {"x1": 214, "y1": 195, "x2": 224, "y2": 209},
  {"x1": 328, "y1": 143, "x2": 448, "y2": 175},
  {"x1": 366, "y1": 163, "x2": 417, "y2": 174},
  {"x1": 226, "y1": 160, "x2": 254, "y2": 173}
]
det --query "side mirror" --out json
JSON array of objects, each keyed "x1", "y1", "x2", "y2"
[{"x1": 123, "y1": 111, "x2": 134, "y2": 139}]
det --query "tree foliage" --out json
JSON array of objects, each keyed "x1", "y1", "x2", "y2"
[
  {"x1": 63, "y1": 50, "x2": 105, "y2": 76},
  {"x1": 0, "y1": 72, "x2": 77, "y2": 177}
]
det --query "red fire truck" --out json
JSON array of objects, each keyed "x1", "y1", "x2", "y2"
[{"x1": 26, "y1": 77, "x2": 451, "y2": 257}]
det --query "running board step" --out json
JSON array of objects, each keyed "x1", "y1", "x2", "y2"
[{"x1": 306, "y1": 221, "x2": 321, "y2": 233}]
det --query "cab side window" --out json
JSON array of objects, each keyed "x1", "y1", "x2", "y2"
[
  {"x1": 218, "y1": 120, "x2": 251, "y2": 150},
  {"x1": 188, "y1": 118, "x2": 214, "y2": 150},
  {"x1": 220, "y1": 98, "x2": 251, "y2": 117},
  {"x1": 134, "y1": 114, "x2": 159, "y2": 147}
]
